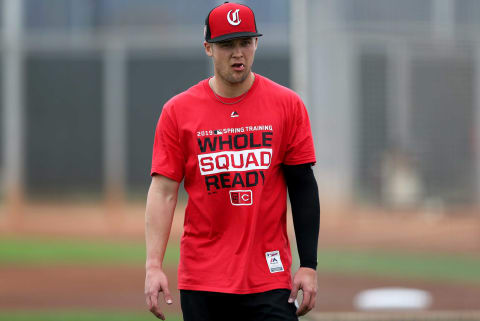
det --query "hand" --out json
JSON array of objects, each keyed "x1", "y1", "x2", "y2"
[
  {"x1": 145, "y1": 266, "x2": 173, "y2": 320},
  {"x1": 288, "y1": 267, "x2": 317, "y2": 316}
]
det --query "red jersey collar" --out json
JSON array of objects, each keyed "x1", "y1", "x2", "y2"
[{"x1": 204, "y1": 73, "x2": 260, "y2": 105}]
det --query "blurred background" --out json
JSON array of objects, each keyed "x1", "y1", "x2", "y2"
[{"x1": 0, "y1": 0, "x2": 479, "y2": 320}]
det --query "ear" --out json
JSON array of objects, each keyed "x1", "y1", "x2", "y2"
[
  {"x1": 204, "y1": 41, "x2": 213, "y2": 57},
  {"x1": 254, "y1": 37, "x2": 258, "y2": 50}
]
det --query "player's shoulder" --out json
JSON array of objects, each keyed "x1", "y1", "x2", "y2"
[
  {"x1": 162, "y1": 79, "x2": 207, "y2": 113},
  {"x1": 256, "y1": 74, "x2": 303, "y2": 103},
  {"x1": 256, "y1": 74, "x2": 304, "y2": 109}
]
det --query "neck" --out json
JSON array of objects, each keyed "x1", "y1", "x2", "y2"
[{"x1": 209, "y1": 72, "x2": 255, "y2": 98}]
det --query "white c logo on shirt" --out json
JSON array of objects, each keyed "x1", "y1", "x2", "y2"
[
  {"x1": 241, "y1": 194, "x2": 250, "y2": 202},
  {"x1": 227, "y1": 9, "x2": 241, "y2": 26}
]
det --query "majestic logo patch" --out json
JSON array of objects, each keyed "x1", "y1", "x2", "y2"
[
  {"x1": 265, "y1": 251, "x2": 284, "y2": 273},
  {"x1": 230, "y1": 190, "x2": 252, "y2": 206},
  {"x1": 231, "y1": 111, "x2": 239, "y2": 118},
  {"x1": 227, "y1": 9, "x2": 241, "y2": 26}
]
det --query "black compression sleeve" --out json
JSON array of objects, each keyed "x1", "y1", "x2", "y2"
[{"x1": 283, "y1": 163, "x2": 320, "y2": 270}]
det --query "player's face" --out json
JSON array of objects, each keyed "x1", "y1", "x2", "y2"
[{"x1": 205, "y1": 37, "x2": 258, "y2": 85}]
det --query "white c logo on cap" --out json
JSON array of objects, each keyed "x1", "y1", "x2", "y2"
[{"x1": 227, "y1": 9, "x2": 241, "y2": 26}]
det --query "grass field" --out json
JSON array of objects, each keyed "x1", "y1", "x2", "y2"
[
  {"x1": 1, "y1": 236, "x2": 480, "y2": 284},
  {"x1": 317, "y1": 248, "x2": 480, "y2": 284},
  {"x1": 0, "y1": 310, "x2": 182, "y2": 321},
  {"x1": 0, "y1": 236, "x2": 178, "y2": 266}
]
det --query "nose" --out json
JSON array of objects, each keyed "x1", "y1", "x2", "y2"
[{"x1": 232, "y1": 43, "x2": 243, "y2": 58}]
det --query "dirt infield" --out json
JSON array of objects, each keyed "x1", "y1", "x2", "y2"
[
  {"x1": 1, "y1": 266, "x2": 479, "y2": 313},
  {"x1": 0, "y1": 202, "x2": 479, "y2": 313},
  {"x1": 1, "y1": 202, "x2": 479, "y2": 253}
]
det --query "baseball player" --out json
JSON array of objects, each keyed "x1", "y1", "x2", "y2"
[{"x1": 145, "y1": 2, "x2": 320, "y2": 320}]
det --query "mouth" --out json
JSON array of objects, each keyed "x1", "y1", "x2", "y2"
[{"x1": 231, "y1": 63, "x2": 245, "y2": 71}]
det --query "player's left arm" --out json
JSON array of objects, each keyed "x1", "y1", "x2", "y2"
[{"x1": 283, "y1": 163, "x2": 320, "y2": 316}]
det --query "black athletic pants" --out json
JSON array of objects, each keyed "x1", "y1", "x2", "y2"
[{"x1": 180, "y1": 289, "x2": 298, "y2": 321}]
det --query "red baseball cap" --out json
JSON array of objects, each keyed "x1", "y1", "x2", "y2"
[{"x1": 204, "y1": 2, "x2": 262, "y2": 43}]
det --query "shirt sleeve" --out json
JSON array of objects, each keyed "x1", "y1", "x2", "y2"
[
  {"x1": 150, "y1": 104, "x2": 185, "y2": 182},
  {"x1": 283, "y1": 98, "x2": 316, "y2": 165}
]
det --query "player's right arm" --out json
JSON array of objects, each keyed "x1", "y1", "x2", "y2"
[{"x1": 145, "y1": 174, "x2": 180, "y2": 320}]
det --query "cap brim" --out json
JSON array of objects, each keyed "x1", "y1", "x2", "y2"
[{"x1": 207, "y1": 32, "x2": 262, "y2": 43}]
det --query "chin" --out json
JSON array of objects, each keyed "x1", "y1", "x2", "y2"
[{"x1": 227, "y1": 71, "x2": 250, "y2": 84}]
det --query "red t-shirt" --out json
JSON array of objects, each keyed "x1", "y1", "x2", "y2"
[{"x1": 151, "y1": 73, "x2": 316, "y2": 294}]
